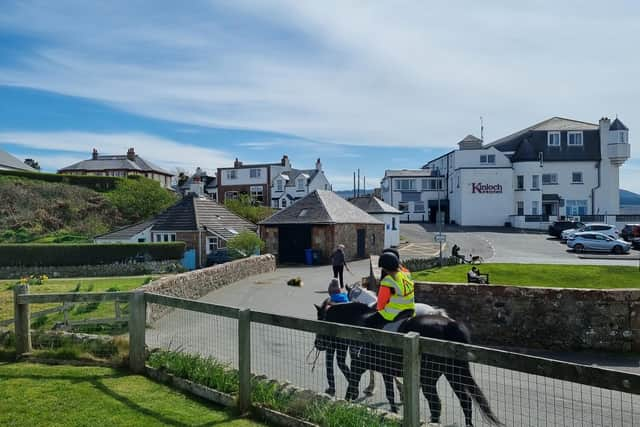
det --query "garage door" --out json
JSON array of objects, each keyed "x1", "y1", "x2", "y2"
[{"x1": 278, "y1": 225, "x2": 311, "y2": 263}]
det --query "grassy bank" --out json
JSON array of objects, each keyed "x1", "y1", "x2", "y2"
[
  {"x1": 0, "y1": 276, "x2": 154, "y2": 328},
  {"x1": 0, "y1": 363, "x2": 265, "y2": 426},
  {"x1": 412, "y1": 263, "x2": 640, "y2": 288}
]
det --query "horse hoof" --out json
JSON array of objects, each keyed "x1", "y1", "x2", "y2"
[
  {"x1": 390, "y1": 405, "x2": 398, "y2": 413},
  {"x1": 363, "y1": 388, "x2": 375, "y2": 396},
  {"x1": 325, "y1": 388, "x2": 335, "y2": 396}
]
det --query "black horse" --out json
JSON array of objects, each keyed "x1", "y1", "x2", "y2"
[{"x1": 314, "y1": 301, "x2": 502, "y2": 427}]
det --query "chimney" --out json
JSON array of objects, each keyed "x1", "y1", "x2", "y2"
[
  {"x1": 234, "y1": 158, "x2": 242, "y2": 168},
  {"x1": 127, "y1": 147, "x2": 135, "y2": 161},
  {"x1": 316, "y1": 157, "x2": 322, "y2": 171},
  {"x1": 281, "y1": 154, "x2": 290, "y2": 168},
  {"x1": 599, "y1": 116, "x2": 611, "y2": 131},
  {"x1": 92, "y1": 148, "x2": 98, "y2": 160}
]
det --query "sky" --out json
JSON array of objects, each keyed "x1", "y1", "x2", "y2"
[{"x1": 0, "y1": 0, "x2": 639, "y2": 191}]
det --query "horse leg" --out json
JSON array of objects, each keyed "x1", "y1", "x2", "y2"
[
  {"x1": 363, "y1": 370, "x2": 375, "y2": 396},
  {"x1": 421, "y1": 374, "x2": 442, "y2": 425},
  {"x1": 345, "y1": 355, "x2": 365, "y2": 401},
  {"x1": 394, "y1": 377, "x2": 403, "y2": 401},
  {"x1": 324, "y1": 347, "x2": 336, "y2": 396},
  {"x1": 382, "y1": 373, "x2": 399, "y2": 413},
  {"x1": 446, "y1": 369, "x2": 473, "y2": 427}
]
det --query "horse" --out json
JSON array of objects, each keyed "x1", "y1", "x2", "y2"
[{"x1": 314, "y1": 300, "x2": 502, "y2": 427}]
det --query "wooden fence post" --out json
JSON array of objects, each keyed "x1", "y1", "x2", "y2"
[
  {"x1": 129, "y1": 290, "x2": 146, "y2": 374},
  {"x1": 13, "y1": 284, "x2": 32, "y2": 356},
  {"x1": 238, "y1": 308, "x2": 252, "y2": 414},
  {"x1": 402, "y1": 331, "x2": 421, "y2": 427}
]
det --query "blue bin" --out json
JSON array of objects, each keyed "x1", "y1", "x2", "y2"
[{"x1": 304, "y1": 248, "x2": 313, "y2": 265}]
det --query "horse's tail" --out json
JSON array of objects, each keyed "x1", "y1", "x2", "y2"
[{"x1": 460, "y1": 361, "x2": 503, "y2": 426}]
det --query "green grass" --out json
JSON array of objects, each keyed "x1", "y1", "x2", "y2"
[
  {"x1": 412, "y1": 263, "x2": 640, "y2": 288},
  {"x1": 0, "y1": 276, "x2": 154, "y2": 328},
  {"x1": 0, "y1": 362, "x2": 266, "y2": 427}
]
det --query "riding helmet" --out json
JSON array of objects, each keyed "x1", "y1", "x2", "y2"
[
  {"x1": 378, "y1": 252, "x2": 400, "y2": 271},
  {"x1": 382, "y1": 247, "x2": 400, "y2": 259}
]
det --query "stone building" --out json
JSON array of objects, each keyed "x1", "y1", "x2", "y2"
[
  {"x1": 259, "y1": 190, "x2": 384, "y2": 264},
  {"x1": 350, "y1": 195, "x2": 401, "y2": 248}
]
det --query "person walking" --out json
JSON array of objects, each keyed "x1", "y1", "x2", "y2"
[{"x1": 331, "y1": 244, "x2": 348, "y2": 288}]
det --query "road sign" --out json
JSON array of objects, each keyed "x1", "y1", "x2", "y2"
[{"x1": 434, "y1": 234, "x2": 446, "y2": 243}]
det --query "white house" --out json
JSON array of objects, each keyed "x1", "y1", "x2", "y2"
[
  {"x1": 380, "y1": 169, "x2": 446, "y2": 223},
  {"x1": 350, "y1": 195, "x2": 401, "y2": 248},
  {"x1": 415, "y1": 116, "x2": 630, "y2": 227}
]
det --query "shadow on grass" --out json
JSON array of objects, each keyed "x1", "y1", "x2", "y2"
[{"x1": 0, "y1": 368, "x2": 237, "y2": 427}]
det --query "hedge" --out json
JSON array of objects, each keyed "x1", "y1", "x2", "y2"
[
  {"x1": 0, "y1": 170, "x2": 130, "y2": 192},
  {"x1": 0, "y1": 242, "x2": 186, "y2": 267}
]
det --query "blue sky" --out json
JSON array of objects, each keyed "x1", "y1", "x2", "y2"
[{"x1": 1, "y1": 1, "x2": 639, "y2": 191}]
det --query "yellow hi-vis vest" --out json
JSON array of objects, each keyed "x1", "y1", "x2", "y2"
[{"x1": 379, "y1": 270, "x2": 415, "y2": 321}]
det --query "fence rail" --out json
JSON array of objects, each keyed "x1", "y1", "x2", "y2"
[{"x1": 12, "y1": 289, "x2": 640, "y2": 426}]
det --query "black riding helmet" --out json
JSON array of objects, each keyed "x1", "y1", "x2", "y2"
[
  {"x1": 378, "y1": 252, "x2": 399, "y2": 271},
  {"x1": 382, "y1": 247, "x2": 400, "y2": 259}
]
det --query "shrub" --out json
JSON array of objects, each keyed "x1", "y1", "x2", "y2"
[
  {"x1": 106, "y1": 177, "x2": 176, "y2": 223},
  {"x1": 224, "y1": 195, "x2": 274, "y2": 224},
  {"x1": 0, "y1": 170, "x2": 121, "y2": 192},
  {"x1": 403, "y1": 257, "x2": 440, "y2": 272},
  {"x1": 226, "y1": 231, "x2": 265, "y2": 258},
  {"x1": 0, "y1": 242, "x2": 185, "y2": 266}
]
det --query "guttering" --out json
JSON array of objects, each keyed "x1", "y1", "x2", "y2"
[{"x1": 591, "y1": 160, "x2": 601, "y2": 214}]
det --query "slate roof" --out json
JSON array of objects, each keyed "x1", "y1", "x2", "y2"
[
  {"x1": 94, "y1": 220, "x2": 155, "y2": 240},
  {"x1": 485, "y1": 117, "x2": 602, "y2": 162},
  {"x1": 260, "y1": 190, "x2": 383, "y2": 225},
  {"x1": 384, "y1": 169, "x2": 438, "y2": 178},
  {"x1": 350, "y1": 195, "x2": 401, "y2": 214},
  {"x1": 152, "y1": 194, "x2": 256, "y2": 239},
  {"x1": 610, "y1": 118, "x2": 628, "y2": 131},
  {"x1": 0, "y1": 148, "x2": 36, "y2": 171},
  {"x1": 59, "y1": 154, "x2": 172, "y2": 176},
  {"x1": 273, "y1": 168, "x2": 319, "y2": 187},
  {"x1": 459, "y1": 134, "x2": 483, "y2": 144}
]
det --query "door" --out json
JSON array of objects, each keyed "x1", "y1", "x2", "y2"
[
  {"x1": 181, "y1": 249, "x2": 196, "y2": 270},
  {"x1": 278, "y1": 225, "x2": 311, "y2": 263},
  {"x1": 357, "y1": 229, "x2": 366, "y2": 258}
]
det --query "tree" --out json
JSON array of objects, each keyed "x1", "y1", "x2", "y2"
[
  {"x1": 24, "y1": 159, "x2": 40, "y2": 170},
  {"x1": 226, "y1": 231, "x2": 265, "y2": 258},
  {"x1": 224, "y1": 194, "x2": 274, "y2": 224},
  {"x1": 106, "y1": 177, "x2": 176, "y2": 223}
]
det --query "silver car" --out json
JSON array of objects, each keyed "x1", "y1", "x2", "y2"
[
  {"x1": 561, "y1": 223, "x2": 619, "y2": 241},
  {"x1": 567, "y1": 232, "x2": 631, "y2": 254}
]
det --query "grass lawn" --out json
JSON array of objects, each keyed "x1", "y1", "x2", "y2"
[
  {"x1": 412, "y1": 263, "x2": 640, "y2": 288},
  {"x1": 0, "y1": 362, "x2": 266, "y2": 427},
  {"x1": 0, "y1": 276, "x2": 154, "y2": 327}
]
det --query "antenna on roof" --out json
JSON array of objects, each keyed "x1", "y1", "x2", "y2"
[{"x1": 480, "y1": 116, "x2": 484, "y2": 142}]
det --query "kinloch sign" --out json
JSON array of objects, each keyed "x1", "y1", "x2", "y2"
[{"x1": 472, "y1": 182, "x2": 503, "y2": 194}]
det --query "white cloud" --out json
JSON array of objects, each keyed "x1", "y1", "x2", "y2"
[{"x1": 0, "y1": 131, "x2": 235, "y2": 174}]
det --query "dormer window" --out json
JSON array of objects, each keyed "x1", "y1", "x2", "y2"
[
  {"x1": 276, "y1": 180, "x2": 283, "y2": 192},
  {"x1": 568, "y1": 132, "x2": 583, "y2": 146},
  {"x1": 297, "y1": 179, "x2": 305, "y2": 191},
  {"x1": 547, "y1": 132, "x2": 560, "y2": 147}
]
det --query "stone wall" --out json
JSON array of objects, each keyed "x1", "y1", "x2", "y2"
[
  {"x1": 333, "y1": 223, "x2": 384, "y2": 262},
  {"x1": 143, "y1": 254, "x2": 276, "y2": 322},
  {"x1": 415, "y1": 282, "x2": 640, "y2": 352},
  {"x1": 0, "y1": 259, "x2": 182, "y2": 279}
]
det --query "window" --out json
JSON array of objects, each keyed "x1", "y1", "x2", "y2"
[
  {"x1": 620, "y1": 132, "x2": 626, "y2": 143},
  {"x1": 155, "y1": 233, "x2": 175, "y2": 242},
  {"x1": 516, "y1": 175, "x2": 524, "y2": 190},
  {"x1": 281, "y1": 199, "x2": 287, "y2": 208},
  {"x1": 395, "y1": 179, "x2": 415, "y2": 190},
  {"x1": 568, "y1": 132, "x2": 583, "y2": 146},
  {"x1": 297, "y1": 179, "x2": 305, "y2": 191},
  {"x1": 225, "y1": 170, "x2": 237, "y2": 179},
  {"x1": 532, "y1": 201, "x2": 539, "y2": 215},
  {"x1": 225, "y1": 191, "x2": 238, "y2": 200},
  {"x1": 250, "y1": 168, "x2": 261, "y2": 178},
  {"x1": 138, "y1": 238, "x2": 145, "y2": 243},
  {"x1": 398, "y1": 202, "x2": 409, "y2": 212},
  {"x1": 155, "y1": 234, "x2": 161, "y2": 242},
  {"x1": 548, "y1": 132, "x2": 560, "y2": 147},
  {"x1": 276, "y1": 180, "x2": 283, "y2": 192},
  {"x1": 480, "y1": 155, "x2": 487, "y2": 163},
  {"x1": 532, "y1": 175, "x2": 540, "y2": 189},
  {"x1": 572, "y1": 172, "x2": 583, "y2": 184},
  {"x1": 392, "y1": 217, "x2": 397, "y2": 230},
  {"x1": 517, "y1": 201, "x2": 524, "y2": 216},
  {"x1": 250, "y1": 185, "x2": 264, "y2": 202},
  {"x1": 487, "y1": 154, "x2": 495, "y2": 164},
  {"x1": 414, "y1": 201, "x2": 425, "y2": 212},
  {"x1": 542, "y1": 173, "x2": 558, "y2": 185},
  {"x1": 566, "y1": 200, "x2": 587, "y2": 216},
  {"x1": 207, "y1": 237, "x2": 218, "y2": 253}
]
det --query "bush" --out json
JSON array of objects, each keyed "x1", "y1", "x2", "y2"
[
  {"x1": 226, "y1": 231, "x2": 265, "y2": 258},
  {"x1": 224, "y1": 195, "x2": 274, "y2": 224},
  {"x1": 403, "y1": 257, "x2": 440, "y2": 272},
  {"x1": 0, "y1": 170, "x2": 122, "y2": 192},
  {"x1": 106, "y1": 177, "x2": 176, "y2": 223},
  {"x1": 0, "y1": 242, "x2": 186, "y2": 266}
]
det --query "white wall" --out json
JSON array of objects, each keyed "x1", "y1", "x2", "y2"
[
  {"x1": 219, "y1": 166, "x2": 268, "y2": 186},
  {"x1": 369, "y1": 212, "x2": 400, "y2": 248},
  {"x1": 458, "y1": 168, "x2": 514, "y2": 226}
]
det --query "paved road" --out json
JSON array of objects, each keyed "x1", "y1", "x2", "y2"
[
  {"x1": 401, "y1": 223, "x2": 640, "y2": 266},
  {"x1": 147, "y1": 262, "x2": 640, "y2": 426}
]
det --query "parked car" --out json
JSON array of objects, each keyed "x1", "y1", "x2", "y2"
[
  {"x1": 561, "y1": 223, "x2": 619, "y2": 241},
  {"x1": 632, "y1": 237, "x2": 640, "y2": 250},
  {"x1": 206, "y1": 248, "x2": 244, "y2": 266},
  {"x1": 620, "y1": 224, "x2": 640, "y2": 241},
  {"x1": 567, "y1": 232, "x2": 631, "y2": 254},
  {"x1": 548, "y1": 220, "x2": 584, "y2": 238}
]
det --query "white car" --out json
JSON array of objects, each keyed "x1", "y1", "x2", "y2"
[{"x1": 561, "y1": 223, "x2": 619, "y2": 241}]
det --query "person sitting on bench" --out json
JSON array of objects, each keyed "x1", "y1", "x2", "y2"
[
  {"x1": 451, "y1": 244, "x2": 465, "y2": 264},
  {"x1": 467, "y1": 266, "x2": 489, "y2": 284}
]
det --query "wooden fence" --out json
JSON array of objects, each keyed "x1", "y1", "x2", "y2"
[{"x1": 12, "y1": 286, "x2": 640, "y2": 426}]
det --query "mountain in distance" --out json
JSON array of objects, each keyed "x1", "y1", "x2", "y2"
[
  {"x1": 620, "y1": 189, "x2": 640, "y2": 205},
  {"x1": 334, "y1": 189, "x2": 375, "y2": 199}
]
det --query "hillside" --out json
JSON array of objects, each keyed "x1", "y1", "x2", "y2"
[
  {"x1": 0, "y1": 175, "x2": 175, "y2": 243},
  {"x1": 620, "y1": 189, "x2": 640, "y2": 205}
]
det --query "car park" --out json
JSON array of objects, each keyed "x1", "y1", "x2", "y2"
[
  {"x1": 548, "y1": 220, "x2": 584, "y2": 238},
  {"x1": 620, "y1": 224, "x2": 640, "y2": 241},
  {"x1": 561, "y1": 223, "x2": 619, "y2": 241},
  {"x1": 567, "y1": 232, "x2": 631, "y2": 254}
]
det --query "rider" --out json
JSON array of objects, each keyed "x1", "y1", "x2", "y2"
[
  {"x1": 327, "y1": 278, "x2": 349, "y2": 304},
  {"x1": 366, "y1": 251, "x2": 416, "y2": 329},
  {"x1": 382, "y1": 247, "x2": 412, "y2": 279}
]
